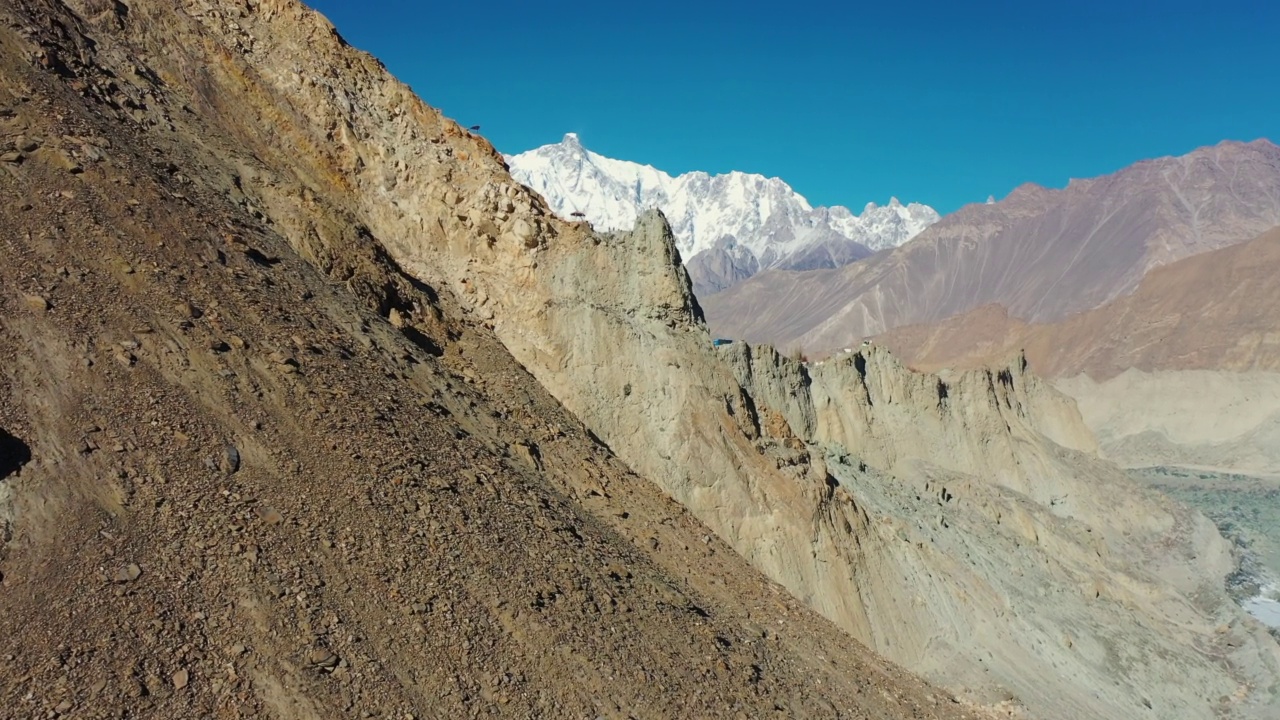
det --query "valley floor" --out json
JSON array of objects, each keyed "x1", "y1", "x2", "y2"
[{"x1": 1130, "y1": 466, "x2": 1280, "y2": 630}]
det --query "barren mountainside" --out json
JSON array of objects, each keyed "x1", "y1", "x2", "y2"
[
  {"x1": 879, "y1": 225, "x2": 1280, "y2": 380},
  {"x1": 704, "y1": 140, "x2": 1280, "y2": 353},
  {"x1": 877, "y1": 225, "x2": 1280, "y2": 477},
  {"x1": 0, "y1": 1, "x2": 986, "y2": 718},
  {"x1": 1, "y1": 2, "x2": 1278, "y2": 720}
]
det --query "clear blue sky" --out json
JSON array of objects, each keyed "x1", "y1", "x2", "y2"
[{"x1": 306, "y1": 0, "x2": 1277, "y2": 214}]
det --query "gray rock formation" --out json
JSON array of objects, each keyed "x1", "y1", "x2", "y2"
[
  {"x1": 718, "y1": 343, "x2": 1280, "y2": 718},
  {"x1": 685, "y1": 236, "x2": 760, "y2": 297},
  {"x1": 875, "y1": 225, "x2": 1280, "y2": 477}
]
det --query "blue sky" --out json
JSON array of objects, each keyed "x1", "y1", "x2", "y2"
[{"x1": 306, "y1": 0, "x2": 1277, "y2": 214}]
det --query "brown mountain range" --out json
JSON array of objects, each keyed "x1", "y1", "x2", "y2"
[
  {"x1": 703, "y1": 140, "x2": 1280, "y2": 354},
  {"x1": 876, "y1": 225, "x2": 1280, "y2": 477},
  {"x1": 878, "y1": 225, "x2": 1280, "y2": 379}
]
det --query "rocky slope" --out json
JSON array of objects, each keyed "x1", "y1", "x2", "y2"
[
  {"x1": 878, "y1": 225, "x2": 1280, "y2": 476},
  {"x1": 505, "y1": 133, "x2": 939, "y2": 296},
  {"x1": 162, "y1": 5, "x2": 1280, "y2": 709},
  {"x1": 0, "y1": 2, "x2": 988, "y2": 719},
  {"x1": 4, "y1": 1, "x2": 1278, "y2": 719},
  {"x1": 703, "y1": 140, "x2": 1280, "y2": 352},
  {"x1": 719, "y1": 343, "x2": 1280, "y2": 718}
]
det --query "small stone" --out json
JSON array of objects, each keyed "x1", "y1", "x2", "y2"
[
  {"x1": 257, "y1": 506, "x2": 283, "y2": 524},
  {"x1": 22, "y1": 294, "x2": 48, "y2": 311},
  {"x1": 113, "y1": 563, "x2": 141, "y2": 583},
  {"x1": 172, "y1": 668, "x2": 189, "y2": 690},
  {"x1": 228, "y1": 335, "x2": 247, "y2": 349},
  {"x1": 510, "y1": 218, "x2": 537, "y2": 248},
  {"x1": 307, "y1": 648, "x2": 338, "y2": 668},
  {"x1": 219, "y1": 445, "x2": 241, "y2": 474},
  {"x1": 269, "y1": 351, "x2": 298, "y2": 372},
  {"x1": 228, "y1": 644, "x2": 246, "y2": 657},
  {"x1": 210, "y1": 340, "x2": 230, "y2": 353},
  {"x1": 144, "y1": 675, "x2": 164, "y2": 696},
  {"x1": 174, "y1": 301, "x2": 202, "y2": 319},
  {"x1": 0, "y1": 151, "x2": 23, "y2": 164},
  {"x1": 113, "y1": 351, "x2": 135, "y2": 368}
]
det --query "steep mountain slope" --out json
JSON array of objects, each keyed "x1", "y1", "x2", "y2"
[
  {"x1": 878, "y1": 226, "x2": 1280, "y2": 476},
  {"x1": 505, "y1": 133, "x2": 939, "y2": 296},
  {"x1": 0, "y1": 2, "x2": 988, "y2": 719},
  {"x1": 6, "y1": 2, "x2": 1278, "y2": 719},
  {"x1": 704, "y1": 140, "x2": 1280, "y2": 352},
  {"x1": 166, "y1": 7, "x2": 1280, "y2": 711}
]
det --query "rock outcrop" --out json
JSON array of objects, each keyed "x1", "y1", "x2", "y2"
[{"x1": 719, "y1": 343, "x2": 1280, "y2": 718}]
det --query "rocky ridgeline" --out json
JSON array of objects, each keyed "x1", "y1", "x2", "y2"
[{"x1": 11, "y1": 1, "x2": 1279, "y2": 718}]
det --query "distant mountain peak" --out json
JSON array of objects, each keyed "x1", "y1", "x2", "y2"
[{"x1": 504, "y1": 136, "x2": 940, "y2": 294}]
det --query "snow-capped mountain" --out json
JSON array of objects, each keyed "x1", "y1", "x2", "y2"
[{"x1": 504, "y1": 133, "x2": 940, "y2": 295}]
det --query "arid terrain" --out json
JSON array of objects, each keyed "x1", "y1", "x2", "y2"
[
  {"x1": 2, "y1": 2, "x2": 1278, "y2": 719},
  {"x1": 0, "y1": 1, "x2": 992, "y2": 718},
  {"x1": 876, "y1": 225, "x2": 1280, "y2": 478}
]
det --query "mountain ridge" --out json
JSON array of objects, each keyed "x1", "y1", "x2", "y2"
[
  {"x1": 876, "y1": 224, "x2": 1280, "y2": 477},
  {"x1": 505, "y1": 133, "x2": 939, "y2": 295},
  {"x1": 877, "y1": 225, "x2": 1280, "y2": 379},
  {"x1": 704, "y1": 138, "x2": 1280, "y2": 352}
]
